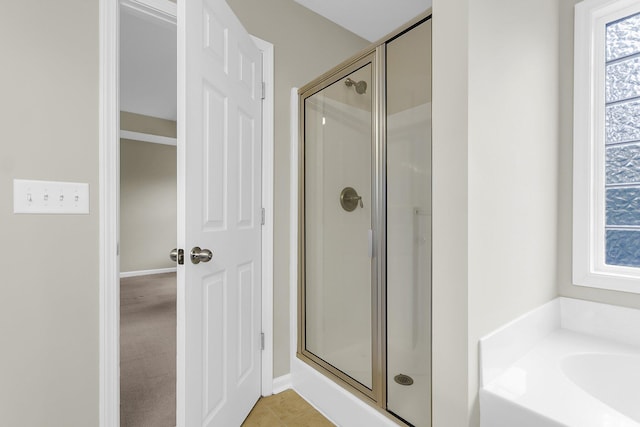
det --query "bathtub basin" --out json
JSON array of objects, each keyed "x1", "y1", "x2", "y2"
[{"x1": 561, "y1": 353, "x2": 640, "y2": 423}]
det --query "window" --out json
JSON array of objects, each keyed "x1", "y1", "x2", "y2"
[{"x1": 574, "y1": 0, "x2": 640, "y2": 292}]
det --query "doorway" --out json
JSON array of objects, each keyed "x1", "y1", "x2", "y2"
[
  {"x1": 100, "y1": 0, "x2": 275, "y2": 425},
  {"x1": 119, "y1": 3, "x2": 178, "y2": 425}
]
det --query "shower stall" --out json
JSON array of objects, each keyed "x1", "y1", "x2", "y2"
[{"x1": 297, "y1": 15, "x2": 432, "y2": 426}]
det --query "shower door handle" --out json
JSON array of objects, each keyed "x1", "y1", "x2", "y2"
[{"x1": 368, "y1": 229, "x2": 374, "y2": 258}]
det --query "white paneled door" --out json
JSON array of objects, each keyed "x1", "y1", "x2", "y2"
[{"x1": 177, "y1": 0, "x2": 263, "y2": 425}]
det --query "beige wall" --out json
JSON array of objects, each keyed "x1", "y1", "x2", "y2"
[
  {"x1": 226, "y1": 0, "x2": 369, "y2": 377},
  {"x1": 556, "y1": 0, "x2": 640, "y2": 308},
  {"x1": 432, "y1": 0, "x2": 565, "y2": 426},
  {"x1": 120, "y1": 139, "x2": 176, "y2": 273},
  {"x1": 120, "y1": 113, "x2": 177, "y2": 273},
  {"x1": 431, "y1": 0, "x2": 470, "y2": 425},
  {"x1": 0, "y1": 1, "x2": 99, "y2": 426},
  {"x1": 467, "y1": 1, "x2": 562, "y2": 425},
  {"x1": 121, "y1": 111, "x2": 177, "y2": 138}
]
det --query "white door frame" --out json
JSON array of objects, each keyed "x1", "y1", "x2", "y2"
[
  {"x1": 253, "y1": 35, "x2": 275, "y2": 397},
  {"x1": 98, "y1": 0, "x2": 275, "y2": 424}
]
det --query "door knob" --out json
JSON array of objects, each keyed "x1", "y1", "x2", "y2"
[
  {"x1": 170, "y1": 248, "x2": 184, "y2": 265},
  {"x1": 190, "y1": 246, "x2": 213, "y2": 264}
]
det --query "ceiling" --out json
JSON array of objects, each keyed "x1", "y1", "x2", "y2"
[
  {"x1": 294, "y1": 0, "x2": 432, "y2": 42},
  {"x1": 119, "y1": 0, "x2": 430, "y2": 122}
]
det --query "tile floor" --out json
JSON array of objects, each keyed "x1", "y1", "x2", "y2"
[{"x1": 242, "y1": 390, "x2": 334, "y2": 427}]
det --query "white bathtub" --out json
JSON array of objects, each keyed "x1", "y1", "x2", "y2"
[
  {"x1": 562, "y1": 353, "x2": 640, "y2": 423},
  {"x1": 480, "y1": 298, "x2": 640, "y2": 427}
]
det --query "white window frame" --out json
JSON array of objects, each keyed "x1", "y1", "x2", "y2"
[{"x1": 574, "y1": 0, "x2": 640, "y2": 293}]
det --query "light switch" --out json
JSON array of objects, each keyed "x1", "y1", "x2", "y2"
[{"x1": 13, "y1": 179, "x2": 89, "y2": 214}]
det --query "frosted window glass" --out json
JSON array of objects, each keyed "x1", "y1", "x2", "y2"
[
  {"x1": 606, "y1": 12, "x2": 640, "y2": 61},
  {"x1": 606, "y1": 101, "x2": 640, "y2": 144},
  {"x1": 606, "y1": 188, "x2": 640, "y2": 225},
  {"x1": 606, "y1": 143, "x2": 640, "y2": 184},
  {"x1": 605, "y1": 12, "x2": 640, "y2": 267},
  {"x1": 606, "y1": 57, "x2": 640, "y2": 103},
  {"x1": 606, "y1": 230, "x2": 640, "y2": 267}
]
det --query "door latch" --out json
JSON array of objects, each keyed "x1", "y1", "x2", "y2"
[{"x1": 170, "y1": 248, "x2": 185, "y2": 265}]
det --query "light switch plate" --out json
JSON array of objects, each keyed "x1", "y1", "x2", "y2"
[{"x1": 13, "y1": 179, "x2": 89, "y2": 214}]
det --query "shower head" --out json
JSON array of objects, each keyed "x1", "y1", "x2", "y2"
[{"x1": 345, "y1": 77, "x2": 367, "y2": 94}]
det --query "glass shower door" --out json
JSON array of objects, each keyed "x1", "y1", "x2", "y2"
[{"x1": 302, "y1": 59, "x2": 374, "y2": 392}]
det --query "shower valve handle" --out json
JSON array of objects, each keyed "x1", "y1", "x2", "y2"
[
  {"x1": 350, "y1": 196, "x2": 364, "y2": 208},
  {"x1": 346, "y1": 195, "x2": 364, "y2": 208},
  {"x1": 340, "y1": 187, "x2": 363, "y2": 211}
]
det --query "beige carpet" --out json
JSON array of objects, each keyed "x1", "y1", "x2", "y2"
[{"x1": 120, "y1": 272, "x2": 176, "y2": 427}]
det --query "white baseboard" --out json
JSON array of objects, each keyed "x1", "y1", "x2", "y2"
[
  {"x1": 120, "y1": 267, "x2": 177, "y2": 278},
  {"x1": 272, "y1": 374, "x2": 292, "y2": 395}
]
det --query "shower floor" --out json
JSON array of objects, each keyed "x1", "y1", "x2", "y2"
[{"x1": 387, "y1": 345, "x2": 431, "y2": 427}]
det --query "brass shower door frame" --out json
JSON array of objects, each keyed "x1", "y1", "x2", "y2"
[
  {"x1": 297, "y1": 11, "x2": 432, "y2": 420},
  {"x1": 298, "y1": 49, "x2": 383, "y2": 403}
]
